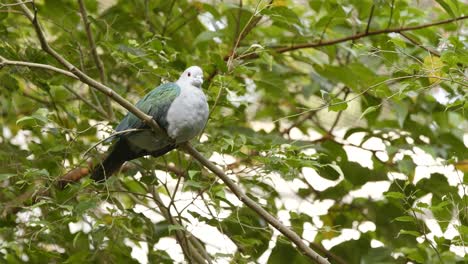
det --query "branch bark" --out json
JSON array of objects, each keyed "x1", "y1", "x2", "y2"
[
  {"x1": 150, "y1": 186, "x2": 210, "y2": 264},
  {"x1": 399, "y1": 31, "x2": 440, "y2": 57},
  {"x1": 239, "y1": 15, "x2": 468, "y2": 59},
  {"x1": 181, "y1": 143, "x2": 330, "y2": 264},
  {"x1": 15, "y1": 0, "x2": 162, "y2": 134},
  {"x1": 0, "y1": 55, "x2": 78, "y2": 79},
  {"x1": 77, "y1": 0, "x2": 114, "y2": 120}
]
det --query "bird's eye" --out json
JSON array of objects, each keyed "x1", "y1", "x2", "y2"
[{"x1": 188, "y1": 72, "x2": 191, "y2": 77}]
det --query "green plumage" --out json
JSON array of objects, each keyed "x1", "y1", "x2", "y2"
[
  {"x1": 91, "y1": 83, "x2": 180, "y2": 181},
  {"x1": 116, "y1": 82, "x2": 181, "y2": 132}
]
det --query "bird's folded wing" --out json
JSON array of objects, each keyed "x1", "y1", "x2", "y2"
[{"x1": 115, "y1": 82, "x2": 181, "y2": 132}]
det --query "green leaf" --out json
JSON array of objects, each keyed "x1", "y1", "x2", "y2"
[
  {"x1": 394, "y1": 101, "x2": 408, "y2": 128},
  {"x1": 398, "y1": 230, "x2": 421, "y2": 237},
  {"x1": 385, "y1": 192, "x2": 405, "y2": 199},
  {"x1": 74, "y1": 200, "x2": 96, "y2": 214},
  {"x1": 16, "y1": 108, "x2": 50, "y2": 126},
  {"x1": 268, "y1": 237, "x2": 310, "y2": 264},
  {"x1": 168, "y1": 224, "x2": 184, "y2": 234},
  {"x1": 261, "y1": 6, "x2": 301, "y2": 27},
  {"x1": 193, "y1": 31, "x2": 223, "y2": 45},
  {"x1": 0, "y1": 173, "x2": 15, "y2": 181},
  {"x1": 394, "y1": 216, "x2": 414, "y2": 222},
  {"x1": 328, "y1": 98, "x2": 348, "y2": 112},
  {"x1": 435, "y1": 0, "x2": 456, "y2": 17},
  {"x1": 188, "y1": 170, "x2": 199, "y2": 180},
  {"x1": 0, "y1": 10, "x2": 8, "y2": 21},
  {"x1": 359, "y1": 106, "x2": 379, "y2": 120}
]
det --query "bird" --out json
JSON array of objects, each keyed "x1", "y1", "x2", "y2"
[{"x1": 90, "y1": 66, "x2": 209, "y2": 182}]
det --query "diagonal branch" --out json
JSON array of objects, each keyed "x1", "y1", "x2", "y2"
[
  {"x1": 0, "y1": 56, "x2": 109, "y2": 117},
  {"x1": 77, "y1": 0, "x2": 114, "y2": 120},
  {"x1": 365, "y1": 4, "x2": 375, "y2": 34},
  {"x1": 181, "y1": 143, "x2": 330, "y2": 264},
  {"x1": 13, "y1": 1, "x2": 329, "y2": 263},
  {"x1": 15, "y1": 0, "x2": 162, "y2": 134},
  {"x1": 150, "y1": 185, "x2": 209, "y2": 264},
  {"x1": 0, "y1": 55, "x2": 78, "y2": 79},
  {"x1": 399, "y1": 32, "x2": 440, "y2": 57},
  {"x1": 226, "y1": 0, "x2": 273, "y2": 70},
  {"x1": 239, "y1": 15, "x2": 468, "y2": 60}
]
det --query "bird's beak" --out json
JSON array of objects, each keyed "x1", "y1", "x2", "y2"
[{"x1": 193, "y1": 76, "x2": 203, "y2": 87}]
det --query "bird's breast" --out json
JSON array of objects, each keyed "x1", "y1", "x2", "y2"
[{"x1": 166, "y1": 86, "x2": 209, "y2": 143}]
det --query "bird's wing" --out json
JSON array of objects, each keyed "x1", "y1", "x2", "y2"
[{"x1": 115, "y1": 82, "x2": 181, "y2": 132}]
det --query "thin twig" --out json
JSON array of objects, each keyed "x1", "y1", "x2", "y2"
[
  {"x1": 144, "y1": 0, "x2": 156, "y2": 33},
  {"x1": 365, "y1": 4, "x2": 375, "y2": 34},
  {"x1": 149, "y1": 185, "x2": 208, "y2": 264},
  {"x1": 63, "y1": 84, "x2": 109, "y2": 117},
  {"x1": 239, "y1": 15, "x2": 468, "y2": 59},
  {"x1": 0, "y1": 1, "x2": 32, "y2": 7},
  {"x1": 328, "y1": 90, "x2": 350, "y2": 134},
  {"x1": 15, "y1": 0, "x2": 163, "y2": 134},
  {"x1": 226, "y1": 0, "x2": 269, "y2": 71},
  {"x1": 76, "y1": 45, "x2": 105, "y2": 113},
  {"x1": 387, "y1": 0, "x2": 396, "y2": 28},
  {"x1": 310, "y1": 242, "x2": 347, "y2": 264},
  {"x1": 77, "y1": 0, "x2": 114, "y2": 120},
  {"x1": 181, "y1": 143, "x2": 331, "y2": 264},
  {"x1": 161, "y1": 0, "x2": 176, "y2": 36},
  {"x1": 0, "y1": 55, "x2": 78, "y2": 79},
  {"x1": 399, "y1": 32, "x2": 440, "y2": 57}
]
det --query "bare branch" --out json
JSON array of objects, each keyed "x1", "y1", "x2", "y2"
[
  {"x1": 0, "y1": 55, "x2": 78, "y2": 79},
  {"x1": 328, "y1": 90, "x2": 350, "y2": 134},
  {"x1": 0, "y1": 1, "x2": 32, "y2": 8},
  {"x1": 0, "y1": 56, "x2": 109, "y2": 117},
  {"x1": 15, "y1": 0, "x2": 163, "y2": 134},
  {"x1": 13, "y1": 1, "x2": 329, "y2": 262},
  {"x1": 150, "y1": 185, "x2": 209, "y2": 264},
  {"x1": 399, "y1": 32, "x2": 440, "y2": 57},
  {"x1": 387, "y1": 0, "x2": 396, "y2": 28},
  {"x1": 77, "y1": 0, "x2": 114, "y2": 120},
  {"x1": 365, "y1": 4, "x2": 375, "y2": 34},
  {"x1": 181, "y1": 142, "x2": 331, "y2": 264},
  {"x1": 239, "y1": 15, "x2": 468, "y2": 59}
]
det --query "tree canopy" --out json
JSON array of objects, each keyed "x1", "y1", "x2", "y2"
[{"x1": 0, "y1": 0, "x2": 467, "y2": 263}]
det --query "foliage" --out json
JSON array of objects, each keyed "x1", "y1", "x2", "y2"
[{"x1": 0, "y1": 0, "x2": 467, "y2": 263}]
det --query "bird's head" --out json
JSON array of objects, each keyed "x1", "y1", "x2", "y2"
[{"x1": 179, "y1": 66, "x2": 204, "y2": 88}]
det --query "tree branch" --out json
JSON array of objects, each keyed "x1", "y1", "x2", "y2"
[
  {"x1": 181, "y1": 143, "x2": 330, "y2": 264},
  {"x1": 365, "y1": 4, "x2": 375, "y2": 34},
  {"x1": 0, "y1": 55, "x2": 78, "y2": 79},
  {"x1": 328, "y1": 90, "x2": 350, "y2": 134},
  {"x1": 0, "y1": 56, "x2": 111, "y2": 118},
  {"x1": 63, "y1": 84, "x2": 109, "y2": 117},
  {"x1": 77, "y1": 0, "x2": 114, "y2": 120},
  {"x1": 13, "y1": 1, "x2": 329, "y2": 262},
  {"x1": 239, "y1": 15, "x2": 468, "y2": 59},
  {"x1": 226, "y1": 0, "x2": 273, "y2": 70},
  {"x1": 15, "y1": 0, "x2": 162, "y2": 134},
  {"x1": 0, "y1": 1, "x2": 32, "y2": 7},
  {"x1": 149, "y1": 185, "x2": 209, "y2": 264},
  {"x1": 399, "y1": 32, "x2": 440, "y2": 57}
]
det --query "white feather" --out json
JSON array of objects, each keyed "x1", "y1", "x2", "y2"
[{"x1": 166, "y1": 72, "x2": 209, "y2": 143}]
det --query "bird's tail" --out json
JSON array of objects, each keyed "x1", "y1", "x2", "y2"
[
  {"x1": 90, "y1": 155, "x2": 125, "y2": 182},
  {"x1": 90, "y1": 133, "x2": 176, "y2": 182},
  {"x1": 90, "y1": 140, "x2": 131, "y2": 182}
]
